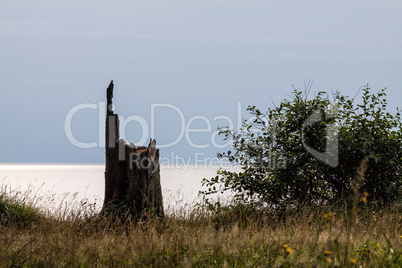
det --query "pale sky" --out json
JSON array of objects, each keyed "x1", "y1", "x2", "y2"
[{"x1": 1, "y1": 0, "x2": 402, "y2": 163}]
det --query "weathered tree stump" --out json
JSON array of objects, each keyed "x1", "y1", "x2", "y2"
[{"x1": 103, "y1": 81, "x2": 164, "y2": 217}]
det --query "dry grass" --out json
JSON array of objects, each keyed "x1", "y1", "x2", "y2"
[{"x1": 0, "y1": 186, "x2": 401, "y2": 267}]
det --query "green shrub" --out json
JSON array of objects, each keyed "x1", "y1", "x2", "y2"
[{"x1": 201, "y1": 86, "x2": 402, "y2": 208}]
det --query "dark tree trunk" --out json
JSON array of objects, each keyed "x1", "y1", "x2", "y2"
[{"x1": 103, "y1": 81, "x2": 164, "y2": 217}]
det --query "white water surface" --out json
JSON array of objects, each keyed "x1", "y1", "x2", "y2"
[{"x1": 0, "y1": 164, "x2": 235, "y2": 215}]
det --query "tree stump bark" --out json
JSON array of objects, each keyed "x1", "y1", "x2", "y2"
[{"x1": 103, "y1": 81, "x2": 164, "y2": 217}]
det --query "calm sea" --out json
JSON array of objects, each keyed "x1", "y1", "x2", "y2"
[{"x1": 0, "y1": 164, "x2": 233, "y2": 215}]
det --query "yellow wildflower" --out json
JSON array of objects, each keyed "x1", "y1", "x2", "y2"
[
  {"x1": 326, "y1": 258, "x2": 332, "y2": 263},
  {"x1": 328, "y1": 212, "x2": 333, "y2": 220},
  {"x1": 283, "y1": 244, "x2": 288, "y2": 249},
  {"x1": 324, "y1": 250, "x2": 333, "y2": 256},
  {"x1": 363, "y1": 191, "x2": 369, "y2": 197},
  {"x1": 324, "y1": 212, "x2": 333, "y2": 221},
  {"x1": 362, "y1": 197, "x2": 367, "y2": 203},
  {"x1": 286, "y1": 247, "x2": 293, "y2": 255},
  {"x1": 350, "y1": 258, "x2": 357, "y2": 265}
]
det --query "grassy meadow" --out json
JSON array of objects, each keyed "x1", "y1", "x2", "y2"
[{"x1": 0, "y1": 185, "x2": 401, "y2": 267}]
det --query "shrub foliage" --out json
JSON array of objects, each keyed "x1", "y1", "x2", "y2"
[{"x1": 201, "y1": 86, "x2": 402, "y2": 207}]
